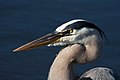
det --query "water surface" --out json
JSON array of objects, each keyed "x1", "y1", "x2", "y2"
[{"x1": 0, "y1": 0, "x2": 120, "y2": 80}]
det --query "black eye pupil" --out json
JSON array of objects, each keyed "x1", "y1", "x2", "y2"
[
  {"x1": 62, "y1": 29, "x2": 73, "y2": 36},
  {"x1": 65, "y1": 29, "x2": 72, "y2": 33}
]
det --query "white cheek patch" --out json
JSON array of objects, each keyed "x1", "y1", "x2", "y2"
[
  {"x1": 48, "y1": 42, "x2": 68, "y2": 46},
  {"x1": 60, "y1": 36, "x2": 75, "y2": 42},
  {"x1": 55, "y1": 19, "x2": 86, "y2": 32},
  {"x1": 47, "y1": 35, "x2": 78, "y2": 46}
]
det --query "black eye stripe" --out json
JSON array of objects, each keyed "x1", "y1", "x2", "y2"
[
  {"x1": 63, "y1": 21, "x2": 105, "y2": 38},
  {"x1": 63, "y1": 29, "x2": 71, "y2": 34},
  {"x1": 61, "y1": 20, "x2": 108, "y2": 44},
  {"x1": 64, "y1": 21, "x2": 98, "y2": 30}
]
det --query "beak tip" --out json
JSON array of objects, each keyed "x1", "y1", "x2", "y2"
[
  {"x1": 13, "y1": 49, "x2": 18, "y2": 52},
  {"x1": 13, "y1": 48, "x2": 21, "y2": 52}
]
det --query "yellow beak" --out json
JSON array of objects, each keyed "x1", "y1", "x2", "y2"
[{"x1": 13, "y1": 32, "x2": 64, "y2": 52}]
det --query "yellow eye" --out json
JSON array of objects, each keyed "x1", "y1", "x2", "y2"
[
  {"x1": 63, "y1": 29, "x2": 73, "y2": 35},
  {"x1": 70, "y1": 29, "x2": 73, "y2": 33}
]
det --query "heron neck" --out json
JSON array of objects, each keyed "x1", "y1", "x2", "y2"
[{"x1": 48, "y1": 46, "x2": 79, "y2": 80}]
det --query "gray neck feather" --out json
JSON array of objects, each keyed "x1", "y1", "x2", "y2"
[{"x1": 48, "y1": 44, "x2": 82, "y2": 80}]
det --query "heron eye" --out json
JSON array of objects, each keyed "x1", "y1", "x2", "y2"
[
  {"x1": 62, "y1": 29, "x2": 73, "y2": 35},
  {"x1": 70, "y1": 29, "x2": 73, "y2": 33},
  {"x1": 66, "y1": 29, "x2": 73, "y2": 34}
]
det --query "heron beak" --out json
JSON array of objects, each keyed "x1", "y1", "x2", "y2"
[{"x1": 13, "y1": 32, "x2": 64, "y2": 52}]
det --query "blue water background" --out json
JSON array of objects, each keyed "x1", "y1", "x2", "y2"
[{"x1": 0, "y1": 0, "x2": 120, "y2": 80}]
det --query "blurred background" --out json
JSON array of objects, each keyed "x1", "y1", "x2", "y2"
[{"x1": 0, "y1": 0, "x2": 120, "y2": 80}]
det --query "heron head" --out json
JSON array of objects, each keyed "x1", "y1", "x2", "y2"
[{"x1": 13, "y1": 19, "x2": 106, "y2": 52}]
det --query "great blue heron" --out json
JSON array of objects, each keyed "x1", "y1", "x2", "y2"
[{"x1": 13, "y1": 19, "x2": 118, "y2": 80}]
